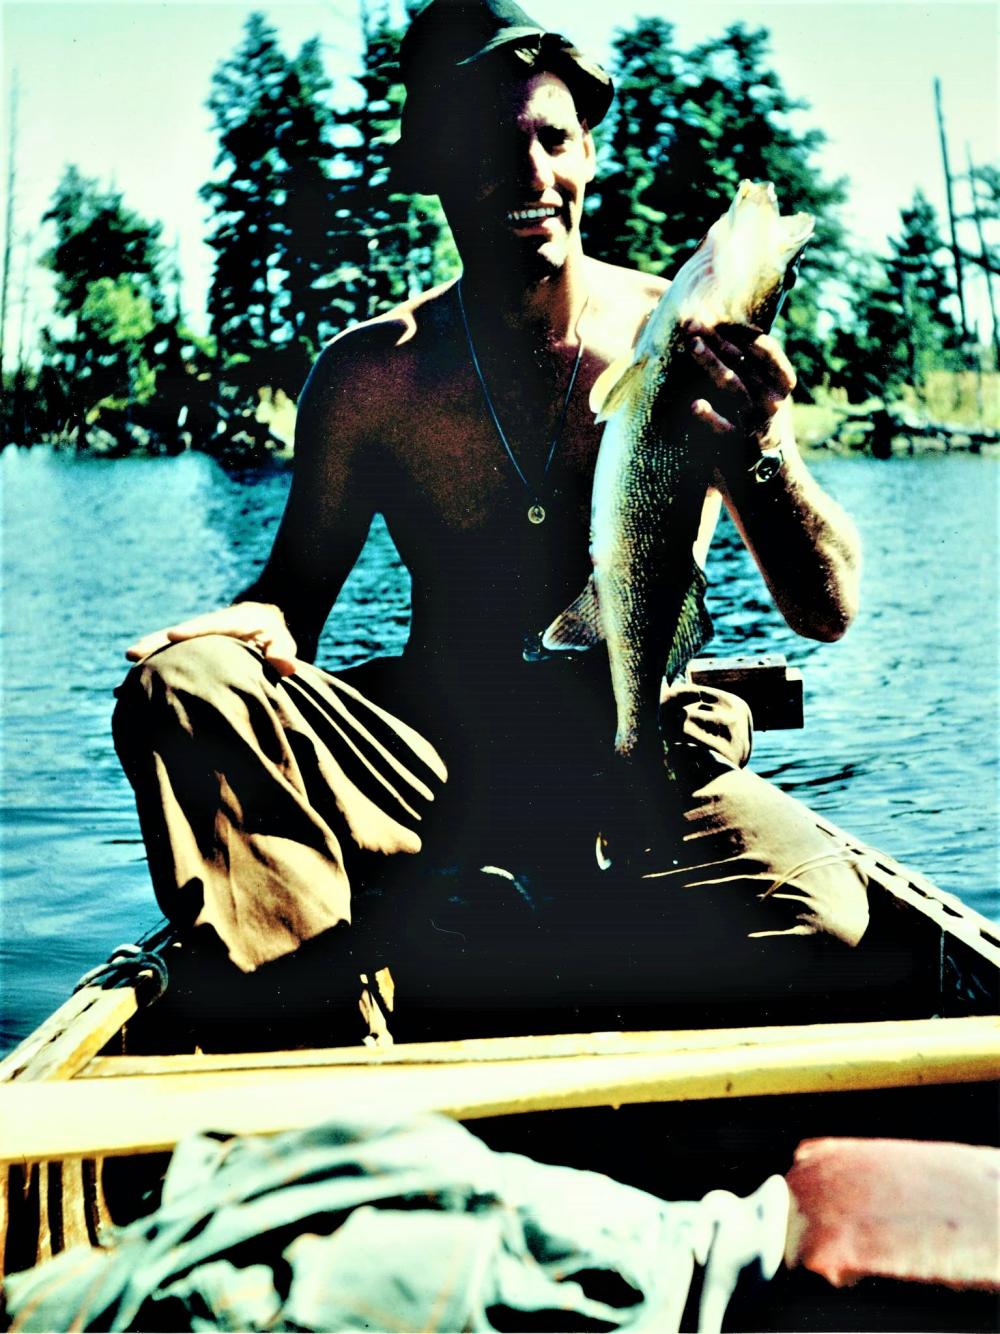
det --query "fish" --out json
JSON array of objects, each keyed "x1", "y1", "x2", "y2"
[{"x1": 540, "y1": 180, "x2": 814, "y2": 786}]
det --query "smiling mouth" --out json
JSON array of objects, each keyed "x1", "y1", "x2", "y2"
[{"x1": 506, "y1": 205, "x2": 561, "y2": 227}]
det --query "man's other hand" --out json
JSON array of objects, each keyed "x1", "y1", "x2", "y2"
[{"x1": 125, "y1": 602, "x2": 299, "y2": 676}]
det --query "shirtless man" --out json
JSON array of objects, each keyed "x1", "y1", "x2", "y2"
[{"x1": 117, "y1": 0, "x2": 868, "y2": 1032}]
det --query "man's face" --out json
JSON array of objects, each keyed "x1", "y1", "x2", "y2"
[{"x1": 438, "y1": 70, "x2": 597, "y2": 279}]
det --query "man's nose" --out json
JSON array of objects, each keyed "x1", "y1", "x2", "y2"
[{"x1": 519, "y1": 138, "x2": 555, "y2": 192}]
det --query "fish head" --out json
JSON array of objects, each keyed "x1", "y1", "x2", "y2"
[
  {"x1": 671, "y1": 180, "x2": 815, "y2": 335},
  {"x1": 588, "y1": 181, "x2": 812, "y2": 421}
]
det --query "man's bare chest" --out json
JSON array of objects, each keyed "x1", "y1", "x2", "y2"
[{"x1": 379, "y1": 356, "x2": 608, "y2": 535}]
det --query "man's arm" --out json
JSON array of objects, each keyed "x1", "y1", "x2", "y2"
[
  {"x1": 126, "y1": 330, "x2": 382, "y2": 671},
  {"x1": 684, "y1": 323, "x2": 861, "y2": 642},
  {"x1": 233, "y1": 334, "x2": 383, "y2": 663}
]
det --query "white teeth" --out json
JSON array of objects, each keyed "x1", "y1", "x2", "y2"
[{"x1": 507, "y1": 207, "x2": 558, "y2": 223}]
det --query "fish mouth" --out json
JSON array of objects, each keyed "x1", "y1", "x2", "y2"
[{"x1": 505, "y1": 203, "x2": 563, "y2": 231}]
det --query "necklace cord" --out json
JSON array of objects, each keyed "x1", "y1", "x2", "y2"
[{"x1": 456, "y1": 278, "x2": 588, "y2": 500}]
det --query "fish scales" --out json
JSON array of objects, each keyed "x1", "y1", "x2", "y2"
[{"x1": 592, "y1": 360, "x2": 704, "y2": 759}]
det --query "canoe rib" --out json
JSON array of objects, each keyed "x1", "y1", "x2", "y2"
[{"x1": 0, "y1": 926, "x2": 176, "y2": 1277}]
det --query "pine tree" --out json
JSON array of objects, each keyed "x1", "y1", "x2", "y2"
[
  {"x1": 326, "y1": 0, "x2": 457, "y2": 328},
  {"x1": 584, "y1": 18, "x2": 685, "y2": 276},
  {"x1": 830, "y1": 255, "x2": 911, "y2": 403},
  {"x1": 202, "y1": 13, "x2": 289, "y2": 387},
  {"x1": 831, "y1": 193, "x2": 964, "y2": 402},
  {"x1": 200, "y1": 8, "x2": 456, "y2": 397},
  {"x1": 43, "y1": 166, "x2": 164, "y2": 320},
  {"x1": 588, "y1": 21, "x2": 847, "y2": 397},
  {"x1": 39, "y1": 168, "x2": 166, "y2": 435},
  {"x1": 271, "y1": 36, "x2": 339, "y2": 392},
  {"x1": 886, "y1": 189, "x2": 963, "y2": 385}
]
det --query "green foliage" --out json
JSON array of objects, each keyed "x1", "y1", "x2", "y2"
[
  {"x1": 202, "y1": 13, "x2": 289, "y2": 377},
  {"x1": 583, "y1": 18, "x2": 683, "y2": 275},
  {"x1": 274, "y1": 36, "x2": 337, "y2": 355},
  {"x1": 37, "y1": 168, "x2": 173, "y2": 438},
  {"x1": 199, "y1": 3, "x2": 457, "y2": 409},
  {"x1": 25, "y1": 10, "x2": 977, "y2": 451},
  {"x1": 830, "y1": 257, "x2": 912, "y2": 403},
  {"x1": 81, "y1": 277, "x2": 156, "y2": 346},
  {"x1": 321, "y1": 2, "x2": 457, "y2": 324},
  {"x1": 79, "y1": 277, "x2": 158, "y2": 407},
  {"x1": 889, "y1": 190, "x2": 964, "y2": 377},
  {"x1": 325, "y1": 6, "x2": 413, "y2": 321},
  {"x1": 42, "y1": 166, "x2": 165, "y2": 319},
  {"x1": 831, "y1": 191, "x2": 965, "y2": 403},
  {"x1": 587, "y1": 22, "x2": 848, "y2": 399}
]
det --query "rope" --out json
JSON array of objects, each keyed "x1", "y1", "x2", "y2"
[{"x1": 73, "y1": 942, "x2": 170, "y2": 1004}]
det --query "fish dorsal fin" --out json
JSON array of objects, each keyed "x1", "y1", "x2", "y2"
[
  {"x1": 589, "y1": 355, "x2": 647, "y2": 423},
  {"x1": 541, "y1": 575, "x2": 604, "y2": 651}
]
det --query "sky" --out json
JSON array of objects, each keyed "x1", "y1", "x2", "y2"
[{"x1": 1, "y1": 0, "x2": 997, "y2": 358}]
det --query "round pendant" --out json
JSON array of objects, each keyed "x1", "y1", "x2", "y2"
[{"x1": 528, "y1": 503, "x2": 546, "y2": 524}]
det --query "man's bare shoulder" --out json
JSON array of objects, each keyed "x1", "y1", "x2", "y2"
[
  {"x1": 316, "y1": 281, "x2": 456, "y2": 376},
  {"x1": 297, "y1": 281, "x2": 457, "y2": 444},
  {"x1": 586, "y1": 257, "x2": 668, "y2": 307}
]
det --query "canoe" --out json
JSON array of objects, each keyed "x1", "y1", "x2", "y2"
[
  {"x1": 1, "y1": 656, "x2": 998, "y2": 1326},
  {"x1": 2, "y1": 835, "x2": 998, "y2": 1289}
]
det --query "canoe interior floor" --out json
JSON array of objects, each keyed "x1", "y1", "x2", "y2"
[{"x1": 111, "y1": 878, "x2": 996, "y2": 1063}]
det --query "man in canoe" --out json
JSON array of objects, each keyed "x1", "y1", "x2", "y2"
[{"x1": 116, "y1": 0, "x2": 868, "y2": 1036}]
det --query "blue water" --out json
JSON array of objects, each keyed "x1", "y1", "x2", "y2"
[{"x1": 1, "y1": 445, "x2": 997, "y2": 1050}]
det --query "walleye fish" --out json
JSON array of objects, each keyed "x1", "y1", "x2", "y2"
[{"x1": 541, "y1": 180, "x2": 814, "y2": 772}]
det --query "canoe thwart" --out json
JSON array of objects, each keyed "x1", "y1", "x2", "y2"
[{"x1": 2, "y1": 1016, "x2": 997, "y2": 1166}]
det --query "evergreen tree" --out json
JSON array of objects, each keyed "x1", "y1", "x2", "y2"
[
  {"x1": 42, "y1": 166, "x2": 164, "y2": 320},
  {"x1": 588, "y1": 22, "x2": 848, "y2": 397},
  {"x1": 886, "y1": 189, "x2": 963, "y2": 382},
  {"x1": 202, "y1": 13, "x2": 289, "y2": 384},
  {"x1": 830, "y1": 256, "x2": 911, "y2": 403},
  {"x1": 583, "y1": 17, "x2": 684, "y2": 276},
  {"x1": 200, "y1": 8, "x2": 456, "y2": 397},
  {"x1": 327, "y1": 0, "x2": 457, "y2": 327},
  {"x1": 39, "y1": 168, "x2": 166, "y2": 436},
  {"x1": 831, "y1": 193, "x2": 964, "y2": 402},
  {"x1": 275, "y1": 39, "x2": 336, "y2": 347}
]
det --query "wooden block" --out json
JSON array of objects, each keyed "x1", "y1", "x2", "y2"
[{"x1": 687, "y1": 654, "x2": 804, "y2": 730}]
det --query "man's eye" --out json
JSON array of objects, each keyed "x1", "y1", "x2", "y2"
[{"x1": 540, "y1": 129, "x2": 570, "y2": 152}]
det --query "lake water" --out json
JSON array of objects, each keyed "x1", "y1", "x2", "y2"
[{"x1": 1, "y1": 445, "x2": 997, "y2": 1050}]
